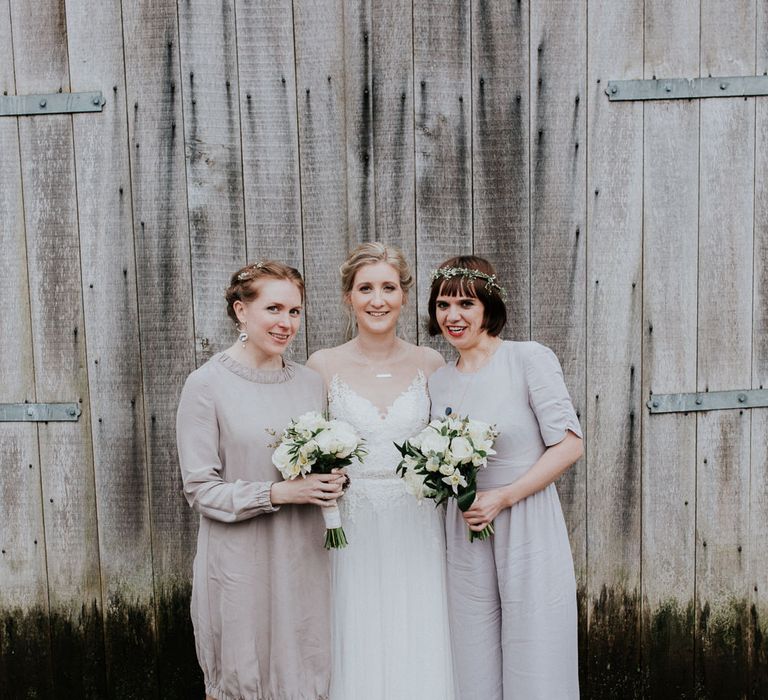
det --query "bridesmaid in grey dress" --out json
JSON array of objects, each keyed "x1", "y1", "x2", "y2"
[
  {"x1": 176, "y1": 261, "x2": 345, "y2": 700},
  {"x1": 426, "y1": 255, "x2": 584, "y2": 700}
]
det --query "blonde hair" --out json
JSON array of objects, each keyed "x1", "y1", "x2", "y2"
[
  {"x1": 340, "y1": 242, "x2": 413, "y2": 339},
  {"x1": 225, "y1": 261, "x2": 305, "y2": 324}
]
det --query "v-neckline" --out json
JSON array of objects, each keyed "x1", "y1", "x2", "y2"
[{"x1": 330, "y1": 371, "x2": 425, "y2": 421}]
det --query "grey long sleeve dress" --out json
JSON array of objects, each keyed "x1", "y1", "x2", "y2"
[
  {"x1": 428, "y1": 341, "x2": 582, "y2": 700},
  {"x1": 176, "y1": 352, "x2": 330, "y2": 700}
]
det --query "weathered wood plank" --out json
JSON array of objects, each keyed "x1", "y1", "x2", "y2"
[
  {"x1": 473, "y1": 0, "x2": 530, "y2": 341},
  {"x1": 66, "y1": 1, "x2": 156, "y2": 698},
  {"x1": 696, "y1": 3, "x2": 755, "y2": 698},
  {"x1": 0, "y1": 1, "x2": 52, "y2": 695},
  {"x1": 235, "y1": 0, "x2": 307, "y2": 359},
  {"x1": 641, "y1": 2, "x2": 700, "y2": 696},
  {"x1": 10, "y1": 1, "x2": 104, "y2": 695},
  {"x1": 528, "y1": 0, "x2": 586, "y2": 686},
  {"x1": 371, "y1": 0, "x2": 416, "y2": 342},
  {"x1": 752, "y1": 7, "x2": 768, "y2": 695},
  {"x1": 413, "y1": 1, "x2": 471, "y2": 351},
  {"x1": 293, "y1": 0, "x2": 348, "y2": 353},
  {"x1": 121, "y1": 0, "x2": 199, "y2": 696},
  {"x1": 586, "y1": 1, "x2": 644, "y2": 696},
  {"x1": 178, "y1": 0, "x2": 246, "y2": 365},
  {"x1": 344, "y1": 0, "x2": 374, "y2": 246}
]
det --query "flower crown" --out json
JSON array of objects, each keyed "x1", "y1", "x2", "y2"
[
  {"x1": 237, "y1": 262, "x2": 264, "y2": 281},
  {"x1": 430, "y1": 266, "x2": 507, "y2": 302}
]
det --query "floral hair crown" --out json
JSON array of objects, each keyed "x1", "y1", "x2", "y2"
[
  {"x1": 237, "y1": 261, "x2": 264, "y2": 281},
  {"x1": 430, "y1": 266, "x2": 508, "y2": 302}
]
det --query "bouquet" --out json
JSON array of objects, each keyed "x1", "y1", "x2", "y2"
[
  {"x1": 271, "y1": 411, "x2": 367, "y2": 549},
  {"x1": 395, "y1": 415, "x2": 499, "y2": 541}
]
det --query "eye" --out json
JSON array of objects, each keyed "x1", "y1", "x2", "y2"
[
  {"x1": 289, "y1": 308, "x2": 301, "y2": 317},
  {"x1": 384, "y1": 284, "x2": 397, "y2": 292},
  {"x1": 436, "y1": 301, "x2": 448, "y2": 309},
  {"x1": 267, "y1": 305, "x2": 279, "y2": 312},
  {"x1": 358, "y1": 284, "x2": 372, "y2": 292},
  {"x1": 461, "y1": 299, "x2": 475, "y2": 308}
]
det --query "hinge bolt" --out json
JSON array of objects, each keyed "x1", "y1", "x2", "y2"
[{"x1": 39, "y1": 99, "x2": 46, "y2": 108}]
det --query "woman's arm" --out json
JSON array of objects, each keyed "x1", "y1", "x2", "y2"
[{"x1": 462, "y1": 431, "x2": 583, "y2": 531}]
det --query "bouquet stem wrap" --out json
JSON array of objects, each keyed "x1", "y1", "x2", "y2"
[{"x1": 321, "y1": 503, "x2": 347, "y2": 549}]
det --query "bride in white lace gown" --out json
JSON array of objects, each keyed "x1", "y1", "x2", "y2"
[{"x1": 307, "y1": 243, "x2": 455, "y2": 700}]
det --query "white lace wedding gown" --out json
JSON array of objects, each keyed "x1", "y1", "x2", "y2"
[{"x1": 327, "y1": 371, "x2": 455, "y2": 700}]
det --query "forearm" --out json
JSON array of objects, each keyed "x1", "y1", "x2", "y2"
[{"x1": 500, "y1": 431, "x2": 583, "y2": 507}]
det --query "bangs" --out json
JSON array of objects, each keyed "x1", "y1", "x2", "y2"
[{"x1": 437, "y1": 276, "x2": 479, "y2": 298}]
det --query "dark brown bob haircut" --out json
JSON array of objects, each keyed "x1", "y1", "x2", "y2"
[
  {"x1": 225, "y1": 261, "x2": 305, "y2": 324},
  {"x1": 427, "y1": 255, "x2": 507, "y2": 337}
]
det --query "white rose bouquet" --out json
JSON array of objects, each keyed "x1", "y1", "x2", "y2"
[
  {"x1": 272, "y1": 411, "x2": 367, "y2": 549},
  {"x1": 395, "y1": 415, "x2": 499, "y2": 541}
]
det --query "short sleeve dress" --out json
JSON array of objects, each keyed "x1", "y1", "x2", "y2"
[
  {"x1": 428, "y1": 341, "x2": 582, "y2": 700},
  {"x1": 176, "y1": 352, "x2": 330, "y2": 700}
]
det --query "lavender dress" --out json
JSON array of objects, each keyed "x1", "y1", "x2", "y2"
[{"x1": 428, "y1": 341, "x2": 582, "y2": 700}]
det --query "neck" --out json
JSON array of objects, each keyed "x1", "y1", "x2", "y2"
[
  {"x1": 456, "y1": 335, "x2": 501, "y2": 372},
  {"x1": 227, "y1": 341, "x2": 284, "y2": 371},
  {"x1": 354, "y1": 329, "x2": 400, "y2": 361}
]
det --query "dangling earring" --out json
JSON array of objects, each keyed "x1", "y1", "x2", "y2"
[{"x1": 237, "y1": 322, "x2": 248, "y2": 347}]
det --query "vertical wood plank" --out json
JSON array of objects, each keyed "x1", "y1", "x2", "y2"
[
  {"x1": 235, "y1": 0, "x2": 307, "y2": 359},
  {"x1": 344, "y1": 0, "x2": 374, "y2": 244},
  {"x1": 472, "y1": 0, "x2": 530, "y2": 341},
  {"x1": 529, "y1": 0, "x2": 587, "y2": 686},
  {"x1": 752, "y1": 5, "x2": 768, "y2": 694},
  {"x1": 178, "y1": 0, "x2": 246, "y2": 365},
  {"x1": 0, "y1": 1, "x2": 52, "y2": 695},
  {"x1": 586, "y1": 1, "x2": 644, "y2": 696},
  {"x1": 293, "y1": 0, "x2": 348, "y2": 353},
  {"x1": 10, "y1": 1, "x2": 105, "y2": 695},
  {"x1": 67, "y1": 1, "x2": 157, "y2": 697},
  {"x1": 641, "y1": 3, "x2": 700, "y2": 697},
  {"x1": 696, "y1": 3, "x2": 755, "y2": 697},
  {"x1": 121, "y1": 0, "x2": 199, "y2": 696},
  {"x1": 413, "y1": 0, "x2": 471, "y2": 351},
  {"x1": 371, "y1": 0, "x2": 416, "y2": 342}
]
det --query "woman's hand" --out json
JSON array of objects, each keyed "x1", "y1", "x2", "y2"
[
  {"x1": 270, "y1": 472, "x2": 346, "y2": 507},
  {"x1": 462, "y1": 489, "x2": 509, "y2": 531}
]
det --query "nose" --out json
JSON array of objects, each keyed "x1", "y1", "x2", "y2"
[
  {"x1": 276, "y1": 312, "x2": 292, "y2": 328},
  {"x1": 445, "y1": 304, "x2": 460, "y2": 322},
  {"x1": 370, "y1": 290, "x2": 385, "y2": 307}
]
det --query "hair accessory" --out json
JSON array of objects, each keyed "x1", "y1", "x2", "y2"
[
  {"x1": 430, "y1": 266, "x2": 508, "y2": 302},
  {"x1": 237, "y1": 262, "x2": 264, "y2": 281}
]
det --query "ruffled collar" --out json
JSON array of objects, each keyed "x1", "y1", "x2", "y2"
[{"x1": 217, "y1": 352, "x2": 296, "y2": 384}]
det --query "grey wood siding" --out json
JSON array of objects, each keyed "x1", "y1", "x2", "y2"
[{"x1": 1, "y1": 1, "x2": 766, "y2": 697}]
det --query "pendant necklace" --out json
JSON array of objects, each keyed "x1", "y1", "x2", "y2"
[
  {"x1": 444, "y1": 340, "x2": 501, "y2": 416},
  {"x1": 354, "y1": 338, "x2": 397, "y2": 379}
]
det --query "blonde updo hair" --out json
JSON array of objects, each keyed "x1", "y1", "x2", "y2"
[
  {"x1": 340, "y1": 242, "x2": 413, "y2": 338},
  {"x1": 225, "y1": 261, "x2": 305, "y2": 324}
]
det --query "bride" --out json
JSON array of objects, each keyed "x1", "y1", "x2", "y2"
[{"x1": 307, "y1": 242, "x2": 455, "y2": 699}]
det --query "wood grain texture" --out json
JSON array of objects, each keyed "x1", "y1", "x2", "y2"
[
  {"x1": 413, "y1": 0, "x2": 471, "y2": 351},
  {"x1": 235, "y1": 0, "x2": 307, "y2": 360},
  {"x1": 696, "y1": 3, "x2": 755, "y2": 697},
  {"x1": 753, "y1": 4, "x2": 768, "y2": 695},
  {"x1": 0, "y1": 1, "x2": 52, "y2": 694},
  {"x1": 344, "y1": 0, "x2": 374, "y2": 245},
  {"x1": 371, "y1": 0, "x2": 416, "y2": 342},
  {"x1": 121, "y1": 0, "x2": 197, "y2": 693},
  {"x1": 640, "y1": 2, "x2": 699, "y2": 696},
  {"x1": 473, "y1": 0, "x2": 530, "y2": 341},
  {"x1": 293, "y1": 0, "x2": 348, "y2": 353},
  {"x1": 586, "y1": 1, "x2": 644, "y2": 696},
  {"x1": 529, "y1": 2, "x2": 586, "y2": 646},
  {"x1": 67, "y1": 0, "x2": 154, "y2": 697},
  {"x1": 178, "y1": 0, "x2": 246, "y2": 365},
  {"x1": 10, "y1": 0, "x2": 104, "y2": 694}
]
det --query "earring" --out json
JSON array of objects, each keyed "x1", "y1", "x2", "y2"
[{"x1": 237, "y1": 323, "x2": 248, "y2": 347}]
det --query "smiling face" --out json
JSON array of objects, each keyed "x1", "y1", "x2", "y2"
[
  {"x1": 347, "y1": 261, "x2": 405, "y2": 337},
  {"x1": 233, "y1": 278, "x2": 303, "y2": 361},
  {"x1": 435, "y1": 289, "x2": 489, "y2": 352}
]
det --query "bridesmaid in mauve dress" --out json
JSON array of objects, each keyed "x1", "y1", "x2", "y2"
[
  {"x1": 426, "y1": 255, "x2": 584, "y2": 700},
  {"x1": 176, "y1": 261, "x2": 345, "y2": 700}
]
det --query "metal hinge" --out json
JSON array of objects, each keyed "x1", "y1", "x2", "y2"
[
  {"x1": 0, "y1": 403, "x2": 82, "y2": 421},
  {"x1": 647, "y1": 389, "x2": 768, "y2": 414},
  {"x1": 606, "y1": 75, "x2": 768, "y2": 101},
  {"x1": 0, "y1": 91, "x2": 104, "y2": 117}
]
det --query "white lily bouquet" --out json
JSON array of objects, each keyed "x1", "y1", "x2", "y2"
[
  {"x1": 395, "y1": 415, "x2": 499, "y2": 541},
  {"x1": 271, "y1": 411, "x2": 367, "y2": 549}
]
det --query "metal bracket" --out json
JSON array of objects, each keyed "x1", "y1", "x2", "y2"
[
  {"x1": 606, "y1": 75, "x2": 768, "y2": 101},
  {"x1": 647, "y1": 389, "x2": 768, "y2": 414},
  {"x1": 0, "y1": 403, "x2": 82, "y2": 421},
  {"x1": 0, "y1": 91, "x2": 104, "y2": 117}
]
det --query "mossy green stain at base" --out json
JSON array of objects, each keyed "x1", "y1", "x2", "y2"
[
  {"x1": 156, "y1": 582, "x2": 202, "y2": 700},
  {"x1": 643, "y1": 598, "x2": 695, "y2": 699},
  {"x1": 697, "y1": 598, "x2": 750, "y2": 699},
  {"x1": 587, "y1": 585, "x2": 643, "y2": 699},
  {"x1": 0, "y1": 606, "x2": 53, "y2": 699}
]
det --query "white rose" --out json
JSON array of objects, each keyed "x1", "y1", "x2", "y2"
[
  {"x1": 449, "y1": 436, "x2": 474, "y2": 464},
  {"x1": 420, "y1": 430, "x2": 450, "y2": 456},
  {"x1": 296, "y1": 411, "x2": 327, "y2": 433},
  {"x1": 326, "y1": 421, "x2": 360, "y2": 458},
  {"x1": 467, "y1": 419, "x2": 491, "y2": 442},
  {"x1": 425, "y1": 456, "x2": 441, "y2": 472},
  {"x1": 271, "y1": 442, "x2": 295, "y2": 476},
  {"x1": 428, "y1": 418, "x2": 444, "y2": 430},
  {"x1": 439, "y1": 463, "x2": 455, "y2": 476},
  {"x1": 403, "y1": 469, "x2": 428, "y2": 500}
]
